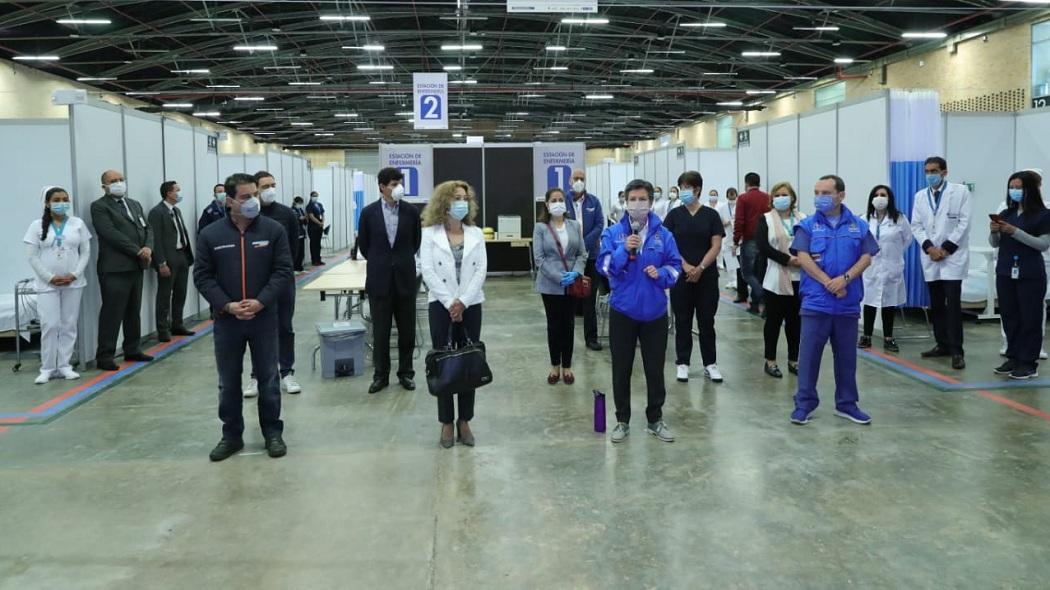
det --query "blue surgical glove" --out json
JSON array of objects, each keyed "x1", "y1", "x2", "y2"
[{"x1": 560, "y1": 271, "x2": 579, "y2": 286}]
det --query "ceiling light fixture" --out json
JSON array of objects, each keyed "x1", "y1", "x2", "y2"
[
  {"x1": 784, "y1": 76, "x2": 819, "y2": 80},
  {"x1": 207, "y1": 84, "x2": 241, "y2": 88},
  {"x1": 233, "y1": 96, "x2": 266, "y2": 101},
  {"x1": 443, "y1": 65, "x2": 463, "y2": 71},
  {"x1": 585, "y1": 94, "x2": 614, "y2": 100},
  {"x1": 450, "y1": 79, "x2": 477, "y2": 85},
  {"x1": 561, "y1": 18, "x2": 609, "y2": 25},
  {"x1": 193, "y1": 111, "x2": 221, "y2": 117},
  {"x1": 262, "y1": 66, "x2": 300, "y2": 70},
  {"x1": 834, "y1": 57, "x2": 855, "y2": 64},
  {"x1": 793, "y1": 26, "x2": 840, "y2": 31},
  {"x1": 620, "y1": 68, "x2": 654, "y2": 74},
  {"x1": 320, "y1": 15, "x2": 371, "y2": 22},
  {"x1": 233, "y1": 45, "x2": 278, "y2": 51},
  {"x1": 717, "y1": 101, "x2": 744, "y2": 106},
  {"x1": 746, "y1": 90, "x2": 776, "y2": 95},
  {"x1": 125, "y1": 91, "x2": 159, "y2": 96},
  {"x1": 189, "y1": 17, "x2": 243, "y2": 23},
  {"x1": 77, "y1": 76, "x2": 117, "y2": 81},
  {"x1": 163, "y1": 103, "x2": 193, "y2": 108},
  {"x1": 441, "y1": 44, "x2": 483, "y2": 51},
  {"x1": 334, "y1": 113, "x2": 359, "y2": 118},
  {"x1": 369, "y1": 81, "x2": 390, "y2": 85},
  {"x1": 290, "y1": 122, "x2": 314, "y2": 126},
  {"x1": 339, "y1": 45, "x2": 386, "y2": 51},
  {"x1": 534, "y1": 66, "x2": 568, "y2": 71},
  {"x1": 742, "y1": 51, "x2": 781, "y2": 57},
  {"x1": 357, "y1": 64, "x2": 394, "y2": 70},
  {"x1": 546, "y1": 45, "x2": 568, "y2": 51},
  {"x1": 520, "y1": 94, "x2": 546, "y2": 98},
  {"x1": 703, "y1": 72, "x2": 738, "y2": 76},
  {"x1": 902, "y1": 31, "x2": 948, "y2": 39},
  {"x1": 171, "y1": 68, "x2": 209, "y2": 74},
  {"x1": 255, "y1": 108, "x2": 284, "y2": 111},
  {"x1": 13, "y1": 55, "x2": 60, "y2": 61},
  {"x1": 57, "y1": 18, "x2": 111, "y2": 25},
  {"x1": 680, "y1": 22, "x2": 727, "y2": 28},
  {"x1": 288, "y1": 81, "x2": 323, "y2": 86},
  {"x1": 254, "y1": 132, "x2": 276, "y2": 135},
  {"x1": 314, "y1": 133, "x2": 335, "y2": 137}
]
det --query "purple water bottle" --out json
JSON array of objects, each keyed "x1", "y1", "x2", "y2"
[{"x1": 593, "y1": 389, "x2": 606, "y2": 433}]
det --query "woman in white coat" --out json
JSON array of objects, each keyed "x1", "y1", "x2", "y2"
[
  {"x1": 756, "y1": 182, "x2": 805, "y2": 378},
  {"x1": 420, "y1": 180, "x2": 488, "y2": 449},
  {"x1": 859, "y1": 185, "x2": 914, "y2": 353},
  {"x1": 23, "y1": 187, "x2": 92, "y2": 384},
  {"x1": 717, "y1": 187, "x2": 742, "y2": 293}
]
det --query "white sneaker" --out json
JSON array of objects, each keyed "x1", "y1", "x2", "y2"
[
  {"x1": 705, "y1": 364, "x2": 724, "y2": 383},
  {"x1": 676, "y1": 364, "x2": 689, "y2": 382},
  {"x1": 56, "y1": 367, "x2": 80, "y2": 380},
  {"x1": 282, "y1": 375, "x2": 302, "y2": 394},
  {"x1": 243, "y1": 378, "x2": 259, "y2": 398},
  {"x1": 34, "y1": 370, "x2": 52, "y2": 385},
  {"x1": 1041, "y1": 350, "x2": 1048, "y2": 360},
  {"x1": 1000, "y1": 347, "x2": 1008, "y2": 357}
]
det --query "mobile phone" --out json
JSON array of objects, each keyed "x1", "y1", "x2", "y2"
[{"x1": 989, "y1": 213, "x2": 1003, "y2": 223}]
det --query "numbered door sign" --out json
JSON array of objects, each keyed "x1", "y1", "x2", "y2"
[
  {"x1": 548, "y1": 165, "x2": 571, "y2": 192},
  {"x1": 399, "y1": 167, "x2": 419, "y2": 197},
  {"x1": 419, "y1": 95, "x2": 442, "y2": 120},
  {"x1": 413, "y1": 73, "x2": 448, "y2": 130}
]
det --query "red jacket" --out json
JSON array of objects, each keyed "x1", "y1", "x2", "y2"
[{"x1": 733, "y1": 188, "x2": 771, "y2": 244}]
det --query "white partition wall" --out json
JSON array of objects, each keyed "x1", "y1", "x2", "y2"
[
  {"x1": 736, "y1": 124, "x2": 768, "y2": 188},
  {"x1": 1014, "y1": 110, "x2": 1050, "y2": 178},
  {"x1": 838, "y1": 96, "x2": 890, "y2": 213},
  {"x1": 280, "y1": 153, "x2": 295, "y2": 203},
  {"x1": 245, "y1": 154, "x2": 266, "y2": 177},
  {"x1": 123, "y1": 111, "x2": 165, "y2": 338},
  {"x1": 697, "y1": 150, "x2": 740, "y2": 197},
  {"x1": 944, "y1": 114, "x2": 1016, "y2": 252},
  {"x1": 218, "y1": 154, "x2": 245, "y2": 183},
  {"x1": 798, "y1": 108, "x2": 839, "y2": 212},
  {"x1": 161, "y1": 119, "x2": 201, "y2": 315},
  {"x1": 192, "y1": 129, "x2": 219, "y2": 313},
  {"x1": 767, "y1": 117, "x2": 800, "y2": 191},
  {"x1": 0, "y1": 119, "x2": 73, "y2": 292}
]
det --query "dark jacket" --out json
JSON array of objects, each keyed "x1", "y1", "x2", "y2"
[
  {"x1": 91, "y1": 194, "x2": 153, "y2": 273},
  {"x1": 292, "y1": 205, "x2": 308, "y2": 238},
  {"x1": 261, "y1": 201, "x2": 300, "y2": 267},
  {"x1": 565, "y1": 191, "x2": 604, "y2": 261},
  {"x1": 357, "y1": 199, "x2": 422, "y2": 297},
  {"x1": 147, "y1": 201, "x2": 194, "y2": 269},
  {"x1": 198, "y1": 200, "x2": 226, "y2": 233},
  {"x1": 193, "y1": 216, "x2": 293, "y2": 315}
]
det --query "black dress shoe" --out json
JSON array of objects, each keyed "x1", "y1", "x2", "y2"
[
  {"x1": 399, "y1": 376, "x2": 416, "y2": 391},
  {"x1": 788, "y1": 362, "x2": 799, "y2": 376},
  {"x1": 952, "y1": 354, "x2": 966, "y2": 370},
  {"x1": 733, "y1": 298, "x2": 748, "y2": 304},
  {"x1": 265, "y1": 436, "x2": 287, "y2": 458},
  {"x1": 921, "y1": 346, "x2": 950, "y2": 358},
  {"x1": 209, "y1": 438, "x2": 244, "y2": 462},
  {"x1": 157, "y1": 333, "x2": 172, "y2": 343},
  {"x1": 97, "y1": 359, "x2": 120, "y2": 371},
  {"x1": 765, "y1": 363, "x2": 783, "y2": 379},
  {"x1": 586, "y1": 341, "x2": 603, "y2": 351},
  {"x1": 172, "y1": 328, "x2": 196, "y2": 337},
  {"x1": 125, "y1": 353, "x2": 154, "y2": 362},
  {"x1": 368, "y1": 378, "x2": 389, "y2": 394}
]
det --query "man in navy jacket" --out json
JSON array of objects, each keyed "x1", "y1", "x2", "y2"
[{"x1": 565, "y1": 168, "x2": 605, "y2": 351}]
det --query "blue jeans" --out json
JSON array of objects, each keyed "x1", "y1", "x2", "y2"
[{"x1": 739, "y1": 240, "x2": 764, "y2": 306}]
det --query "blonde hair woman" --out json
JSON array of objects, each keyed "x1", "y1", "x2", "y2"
[
  {"x1": 419, "y1": 181, "x2": 488, "y2": 448},
  {"x1": 756, "y1": 181, "x2": 806, "y2": 378}
]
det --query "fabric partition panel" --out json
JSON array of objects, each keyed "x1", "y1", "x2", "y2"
[
  {"x1": 945, "y1": 114, "x2": 1015, "y2": 256},
  {"x1": 264, "y1": 150, "x2": 281, "y2": 189},
  {"x1": 767, "y1": 117, "x2": 800, "y2": 192},
  {"x1": 656, "y1": 147, "x2": 671, "y2": 193},
  {"x1": 1015, "y1": 110, "x2": 1050, "y2": 178},
  {"x1": 192, "y1": 129, "x2": 218, "y2": 314},
  {"x1": 280, "y1": 153, "x2": 295, "y2": 203},
  {"x1": 798, "y1": 109, "x2": 838, "y2": 216},
  {"x1": 123, "y1": 110, "x2": 165, "y2": 337},
  {"x1": 697, "y1": 150, "x2": 739, "y2": 200},
  {"x1": 160, "y1": 119, "x2": 200, "y2": 318},
  {"x1": 685, "y1": 150, "x2": 701, "y2": 176},
  {"x1": 610, "y1": 163, "x2": 634, "y2": 204},
  {"x1": 890, "y1": 90, "x2": 942, "y2": 308},
  {"x1": 484, "y1": 146, "x2": 534, "y2": 237},
  {"x1": 434, "y1": 147, "x2": 484, "y2": 225},
  {"x1": 244, "y1": 154, "x2": 266, "y2": 178},
  {"x1": 837, "y1": 96, "x2": 890, "y2": 215},
  {"x1": 736, "y1": 123, "x2": 768, "y2": 190},
  {"x1": 70, "y1": 103, "x2": 124, "y2": 365},
  {"x1": 0, "y1": 119, "x2": 73, "y2": 296},
  {"x1": 218, "y1": 154, "x2": 245, "y2": 184}
]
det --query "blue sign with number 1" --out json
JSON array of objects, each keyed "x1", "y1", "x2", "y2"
[
  {"x1": 547, "y1": 165, "x2": 571, "y2": 192},
  {"x1": 399, "y1": 167, "x2": 419, "y2": 196}
]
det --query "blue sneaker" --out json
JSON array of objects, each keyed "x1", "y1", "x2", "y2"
[
  {"x1": 790, "y1": 408, "x2": 813, "y2": 425},
  {"x1": 834, "y1": 406, "x2": 872, "y2": 425}
]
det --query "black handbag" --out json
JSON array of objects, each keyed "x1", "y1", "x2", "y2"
[{"x1": 425, "y1": 336, "x2": 493, "y2": 397}]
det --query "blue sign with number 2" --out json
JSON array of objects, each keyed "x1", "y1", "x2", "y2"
[{"x1": 420, "y1": 95, "x2": 442, "y2": 120}]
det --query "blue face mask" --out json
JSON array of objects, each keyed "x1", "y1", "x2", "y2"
[
  {"x1": 772, "y1": 196, "x2": 792, "y2": 211},
  {"x1": 926, "y1": 173, "x2": 943, "y2": 188},
  {"x1": 174, "y1": 192, "x2": 183, "y2": 204},
  {"x1": 814, "y1": 195, "x2": 835, "y2": 213},
  {"x1": 449, "y1": 200, "x2": 469, "y2": 221},
  {"x1": 1009, "y1": 188, "x2": 1024, "y2": 203},
  {"x1": 678, "y1": 189, "x2": 695, "y2": 206},
  {"x1": 50, "y1": 202, "x2": 71, "y2": 216}
]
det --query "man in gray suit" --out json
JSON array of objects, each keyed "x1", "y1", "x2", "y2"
[
  {"x1": 148, "y1": 180, "x2": 195, "y2": 342},
  {"x1": 91, "y1": 169, "x2": 155, "y2": 371}
]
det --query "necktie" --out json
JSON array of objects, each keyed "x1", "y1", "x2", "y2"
[
  {"x1": 117, "y1": 198, "x2": 133, "y2": 220},
  {"x1": 173, "y1": 207, "x2": 189, "y2": 250}
]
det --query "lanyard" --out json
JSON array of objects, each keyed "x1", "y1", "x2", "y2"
[
  {"x1": 51, "y1": 219, "x2": 67, "y2": 247},
  {"x1": 779, "y1": 215, "x2": 795, "y2": 237},
  {"x1": 728, "y1": 202, "x2": 735, "y2": 218},
  {"x1": 926, "y1": 187, "x2": 941, "y2": 215}
]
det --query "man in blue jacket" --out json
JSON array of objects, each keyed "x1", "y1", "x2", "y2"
[
  {"x1": 598, "y1": 179, "x2": 683, "y2": 444},
  {"x1": 194, "y1": 172, "x2": 294, "y2": 462},
  {"x1": 790, "y1": 175, "x2": 879, "y2": 426},
  {"x1": 565, "y1": 168, "x2": 605, "y2": 351}
]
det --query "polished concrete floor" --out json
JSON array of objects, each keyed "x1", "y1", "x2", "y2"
[{"x1": 2, "y1": 276, "x2": 1050, "y2": 589}]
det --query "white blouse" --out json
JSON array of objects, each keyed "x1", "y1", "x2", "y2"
[
  {"x1": 554, "y1": 223, "x2": 569, "y2": 251},
  {"x1": 23, "y1": 216, "x2": 92, "y2": 292}
]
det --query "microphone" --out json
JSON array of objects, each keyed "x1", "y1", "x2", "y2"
[{"x1": 628, "y1": 221, "x2": 641, "y2": 261}]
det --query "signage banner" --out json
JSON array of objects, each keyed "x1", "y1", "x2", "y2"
[
  {"x1": 379, "y1": 144, "x2": 434, "y2": 203},
  {"x1": 507, "y1": 0, "x2": 597, "y2": 13},
  {"x1": 533, "y1": 142, "x2": 585, "y2": 200},
  {"x1": 413, "y1": 73, "x2": 448, "y2": 130}
]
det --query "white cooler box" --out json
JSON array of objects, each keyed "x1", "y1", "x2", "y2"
[{"x1": 316, "y1": 320, "x2": 366, "y2": 378}]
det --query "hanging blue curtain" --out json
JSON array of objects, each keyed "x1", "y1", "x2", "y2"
[
  {"x1": 892, "y1": 161, "x2": 930, "y2": 308},
  {"x1": 353, "y1": 190, "x2": 364, "y2": 233}
]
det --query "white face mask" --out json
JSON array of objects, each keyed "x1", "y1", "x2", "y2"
[
  {"x1": 391, "y1": 184, "x2": 405, "y2": 201},
  {"x1": 239, "y1": 196, "x2": 261, "y2": 219},
  {"x1": 572, "y1": 180, "x2": 585, "y2": 194},
  {"x1": 654, "y1": 191, "x2": 664, "y2": 200},
  {"x1": 548, "y1": 201, "x2": 567, "y2": 218},
  {"x1": 259, "y1": 187, "x2": 277, "y2": 205},
  {"x1": 108, "y1": 181, "x2": 127, "y2": 197},
  {"x1": 628, "y1": 201, "x2": 650, "y2": 223},
  {"x1": 872, "y1": 196, "x2": 889, "y2": 211}
]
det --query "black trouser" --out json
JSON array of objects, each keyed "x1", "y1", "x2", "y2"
[
  {"x1": 928, "y1": 280, "x2": 964, "y2": 355},
  {"x1": 370, "y1": 286, "x2": 416, "y2": 381},
  {"x1": 609, "y1": 308, "x2": 668, "y2": 424},
  {"x1": 295, "y1": 236, "x2": 306, "y2": 271},
  {"x1": 253, "y1": 285, "x2": 296, "y2": 380},
  {"x1": 308, "y1": 223, "x2": 323, "y2": 264},
  {"x1": 96, "y1": 270, "x2": 144, "y2": 363},
  {"x1": 763, "y1": 286, "x2": 801, "y2": 362},
  {"x1": 542, "y1": 294, "x2": 576, "y2": 368},
  {"x1": 739, "y1": 240, "x2": 764, "y2": 306},
  {"x1": 736, "y1": 269, "x2": 748, "y2": 300},
  {"x1": 670, "y1": 271, "x2": 719, "y2": 366},
  {"x1": 429, "y1": 301, "x2": 482, "y2": 424},
  {"x1": 155, "y1": 257, "x2": 189, "y2": 336},
  {"x1": 862, "y1": 305, "x2": 897, "y2": 338},
  {"x1": 998, "y1": 275, "x2": 1047, "y2": 369},
  {"x1": 576, "y1": 258, "x2": 599, "y2": 343},
  {"x1": 214, "y1": 312, "x2": 283, "y2": 441}
]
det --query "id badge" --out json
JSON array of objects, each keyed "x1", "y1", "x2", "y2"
[{"x1": 1011, "y1": 266, "x2": 1020, "y2": 280}]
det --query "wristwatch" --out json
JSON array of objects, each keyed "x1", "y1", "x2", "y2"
[{"x1": 844, "y1": 272, "x2": 852, "y2": 282}]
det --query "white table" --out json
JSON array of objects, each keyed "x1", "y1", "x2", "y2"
[{"x1": 969, "y1": 246, "x2": 999, "y2": 320}]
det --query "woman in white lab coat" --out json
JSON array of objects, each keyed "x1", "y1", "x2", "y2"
[
  {"x1": 859, "y1": 185, "x2": 913, "y2": 353},
  {"x1": 23, "y1": 187, "x2": 92, "y2": 384},
  {"x1": 717, "y1": 187, "x2": 742, "y2": 294}
]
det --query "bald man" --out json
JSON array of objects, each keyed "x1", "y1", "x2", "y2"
[
  {"x1": 565, "y1": 168, "x2": 605, "y2": 350},
  {"x1": 91, "y1": 169, "x2": 155, "y2": 371}
]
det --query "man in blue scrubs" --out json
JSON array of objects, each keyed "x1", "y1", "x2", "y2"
[{"x1": 790, "y1": 175, "x2": 879, "y2": 426}]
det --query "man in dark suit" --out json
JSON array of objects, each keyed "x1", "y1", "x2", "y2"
[
  {"x1": 148, "y1": 180, "x2": 195, "y2": 343},
  {"x1": 306, "y1": 191, "x2": 326, "y2": 266},
  {"x1": 91, "y1": 169, "x2": 155, "y2": 370},
  {"x1": 565, "y1": 168, "x2": 605, "y2": 351},
  {"x1": 358, "y1": 167, "x2": 422, "y2": 394}
]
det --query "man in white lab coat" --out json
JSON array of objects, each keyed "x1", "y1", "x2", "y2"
[{"x1": 912, "y1": 156, "x2": 971, "y2": 370}]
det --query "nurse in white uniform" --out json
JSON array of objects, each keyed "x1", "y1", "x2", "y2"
[
  {"x1": 858, "y1": 185, "x2": 913, "y2": 353},
  {"x1": 716, "y1": 188, "x2": 741, "y2": 291},
  {"x1": 23, "y1": 187, "x2": 92, "y2": 384}
]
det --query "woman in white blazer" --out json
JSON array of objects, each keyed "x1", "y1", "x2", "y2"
[
  {"x1": 756, "y1": 182, "x2": 805, "y2": 378},
  {"x1": 420, "y1": 180, "x2": 488, "y2": 449},
  {"x1": 859, "y1": 185, "x2": 913, "y2": 353},
  {"x1": 533, "y1": 188, "x2": 587, "y2": 385},
  {"x1": 23, "y1": 186, "x2": 92, "y2": 384}
]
